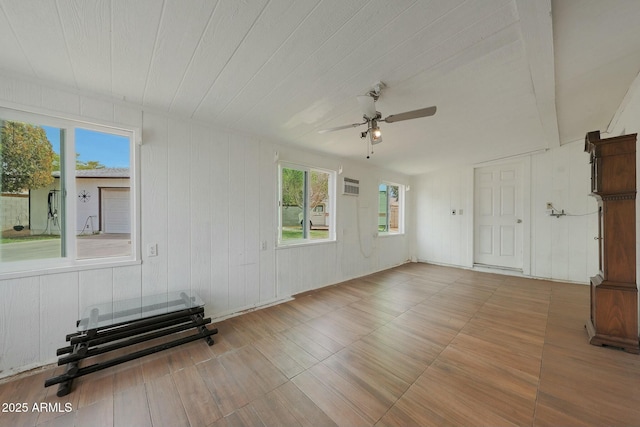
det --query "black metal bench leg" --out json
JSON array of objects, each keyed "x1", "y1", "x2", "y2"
[
  {"x1": 202, "y1": 326, "x2": 216, "y2": 346},
  {"x1": 180, "y1": 292, "x2": 217, "y2": 346},
  {"x1": 56, "y1": 342, "x2": 84, "y2": 396},
  {"x1": 56, "y1": 367, "x2": 75, "y2": 397},
  {"x1": 190, "y1": 312, "x2": 216, "y2": 346}
]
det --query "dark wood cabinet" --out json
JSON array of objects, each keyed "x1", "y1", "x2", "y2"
[{"x1": 584, "y1": 130, "x2": 639, "y2": 353}]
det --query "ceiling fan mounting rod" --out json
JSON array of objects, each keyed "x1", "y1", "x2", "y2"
[
  {"x1": 372, "y1": 81, "x2": 384, "y2": 97},
  {"x1": 365, "y1": 81, "x2": 385, "y2": 101}
]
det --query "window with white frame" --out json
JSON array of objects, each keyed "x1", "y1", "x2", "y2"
[
  {"x1": 0, "y1": 107, "x2": 138, "y2": 272},
  {"x1": 378, "y1": 182, "x2": 404, "y2": 234},
  {"x1": 278, "y1": 163, "x2": 335, "y2": 245}
]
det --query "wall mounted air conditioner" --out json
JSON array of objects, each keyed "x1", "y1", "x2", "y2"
[{"x1": 342, "y1": 177, "x2": 359, "y2": 196}]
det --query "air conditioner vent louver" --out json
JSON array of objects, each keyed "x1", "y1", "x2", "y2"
[{"x1": 343, "y1": 177, "x2": 359, "y2": 196}]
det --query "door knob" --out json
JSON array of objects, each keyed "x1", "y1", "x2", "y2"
[{"x1": 516, "y1": 219, "x2": 522, "y2": 223}]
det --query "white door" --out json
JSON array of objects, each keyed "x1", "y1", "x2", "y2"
[
  {"x1": 102, "y1": 188, "x2": 130, "y2": 233},
  {"x1": 474, "y1": 162, "x2": 523, "y2": 270}
]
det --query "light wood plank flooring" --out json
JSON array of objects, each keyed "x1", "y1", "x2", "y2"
[{"x1": 2, "y1": 263, "x2": 640, "y2": 426}]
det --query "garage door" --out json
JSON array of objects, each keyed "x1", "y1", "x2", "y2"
[{"x1": 102, "y1": 188, "x2": 130, "y2": 233}]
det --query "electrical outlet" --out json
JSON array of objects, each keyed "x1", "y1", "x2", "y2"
[
  {"x1": 261, "y1": 240, "x2": 267, "y2": 251},
  {"x1": 147, "y1": 243, "x2": 158, "y2": 257}
]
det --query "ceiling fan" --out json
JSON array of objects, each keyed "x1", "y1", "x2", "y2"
[{"x1": 318, "y1": 82, "x2": 437, "y2": 158}]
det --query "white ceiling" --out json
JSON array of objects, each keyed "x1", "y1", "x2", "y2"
[{"x1": 0, "y1": 0, "x2": 639, "y2": 175}]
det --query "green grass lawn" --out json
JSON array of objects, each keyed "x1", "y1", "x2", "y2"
[
  {"x1": 1, "y1": 235, "x2": 61, "y2": 244},
  {"x1": 282, "y1": 227, "x2": 329, "y2": 240}
]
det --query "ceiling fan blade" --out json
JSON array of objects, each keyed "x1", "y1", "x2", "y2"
[
  {"x1": 357, "y1": 95, "x2": 377, "y2": 119},
  {"x1": 383, "y1": 106, "x2": 437, "y2": 123},
  {"x1": 318, "y1": 121, "x2": 366, "y2": 134}
]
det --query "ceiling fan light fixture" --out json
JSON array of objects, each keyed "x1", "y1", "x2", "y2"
[
  {"x1": 370, "y1": 126, "x2": 382, "y2": 144},
  {"x1": 369, "y1": 118, "x2": 382, "y2": 144}
]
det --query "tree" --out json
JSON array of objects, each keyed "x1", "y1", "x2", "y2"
[
  {"x1": 309, "y1": 170, "x2": 328, "y2": 210},
  {"x1": 77, "y1": 159, "x2": 105, "y2": 170},
  {"x1": 281, "y1": 168, "x2": 329, "y2": 209},
  {"x1": 1, "y1": 121, "x2": 55, "y2": 193},
  {"x1": 388, "y1": 184, "x2": 399, "y2": 201},
  {"x1": 281, "y1": 168, "x2": 304, "y2": 208},
  {"x1": 52, "y1": 153, "x2": 106, "y2": 171}
]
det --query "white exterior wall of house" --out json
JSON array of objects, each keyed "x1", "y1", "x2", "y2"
[
  {"x1": 29, "y1": 184, "x2": 63, "y2": 235},
  {"x1": 0, "y1": 72, "x2": 412, "y2": 378},
  {"x1": 29, "y1": 177, "x2": 129, "y2": 235},
  {"x1": 77, "y1": 178, "x2": 129, "y2": 233}
]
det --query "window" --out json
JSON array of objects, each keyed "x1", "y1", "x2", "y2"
[
  {"x1": 278, "y1": 163, "x2": 335, "y2": 245},
  {"x1": 378, "y1": 182, "x2": 404, "y2": 234},
  {"x1": 0, "y1": 107, "x2": 138, "y2": 273}
]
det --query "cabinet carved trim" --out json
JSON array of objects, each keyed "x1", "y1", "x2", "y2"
[
  {"x1": 584, "y1": 130, "x2": 639, "y2": 354},
  {"x1": 600, "y1": 193, "x2": 636, "y2": 201}
]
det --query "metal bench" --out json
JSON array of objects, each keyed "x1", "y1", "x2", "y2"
[{"x1": 45, "y1": 290, "x2": 218, "y2": 396}]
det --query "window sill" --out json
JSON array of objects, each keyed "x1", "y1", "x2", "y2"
[
  {"x1": 377, "y1": 232, "x2": 405, "y2": 238},
  {"x1": 276, "y1": 239, "x2": 337, "y2": 250},
  {"x1": 0, "y1": 258, "x2": 141, "y2": 281}
]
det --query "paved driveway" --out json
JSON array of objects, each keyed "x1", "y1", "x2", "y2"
[{"x1": 0, "y1": 234, "x2": 131, "y2": 262}]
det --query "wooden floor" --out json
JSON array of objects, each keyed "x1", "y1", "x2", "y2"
[{"x1": 2, "y1": 263, "x2": 640, "y2": 427}]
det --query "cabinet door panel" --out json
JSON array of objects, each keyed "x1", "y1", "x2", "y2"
[{"x1": 603, "y1": 199, "x2": 635, "y2": 284}]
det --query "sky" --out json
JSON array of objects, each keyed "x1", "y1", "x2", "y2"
[{"x1": 43, "y1": 125, "x2": 130, "y2": 168}]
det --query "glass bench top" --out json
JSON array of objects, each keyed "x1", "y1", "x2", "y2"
[{"x1": 77, "y1": 290, "x2": 204, "y2": 331}]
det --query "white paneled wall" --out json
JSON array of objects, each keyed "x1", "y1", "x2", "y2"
[
  {"x1": 413, "y1": 140, "x2": 598, "y2": 283},
  {"x1": 530, "y1": 142, "x2": 598, "y2": 281},
  {"x1": 141, "y1": 112, "x2": 169, "y2": 297},
  {"x1": 167, "y1": 119, "x2": 192, "y2": 294},
  {"x1": 0, "y1": 276, "x2": 40, "y2": 374},
  {"x1": 414, "y1": 167, "x2": 474, "y2": 268},
  {"x1": 0, "y1": 73, "x2": 411, "y2": 378}
]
